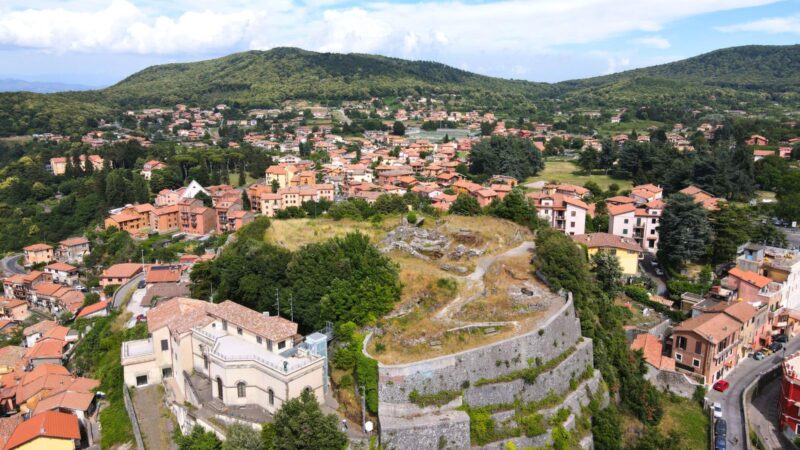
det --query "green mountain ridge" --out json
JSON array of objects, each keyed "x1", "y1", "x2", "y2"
[{"x1": 2, "y1": 44, "x2": 800, "y2": 136}]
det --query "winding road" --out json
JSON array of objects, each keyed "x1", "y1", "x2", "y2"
[{"x1": 1, "y1": 253, "x2": 25, "y2": 275}]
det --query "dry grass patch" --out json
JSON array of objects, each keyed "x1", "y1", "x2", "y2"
[{"x1": 265, "y1": 217, "x2": 400, "y2": 250}]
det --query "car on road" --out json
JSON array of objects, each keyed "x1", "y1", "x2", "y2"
[
  {"x1": 714, "y1": 434, "x2": 726, "y2": 450},
  {"x1": 137, "y1": 279, "x2": 146, "y2": 289},
  {"x1": 775, "y1": 334, "x2": 789, "y2": 343},
  {"x1": 713, "y1": 380, "x2": 730, "y2": 393},
  {"x1": 136, "y1": 314, "x2": 147, "y2": 323},
  {"x1": 770, "y1": 342, "x2": 783, "y2": 352},
  {"x1": 753, "y1": 351, "x2": 765, "y2": 360},
  {"x1": 714, "y1": 418, "x2": 727, "y2": 438},
  {"x1": 713, "y1": 402, "x2": 723, "y2": 418}
]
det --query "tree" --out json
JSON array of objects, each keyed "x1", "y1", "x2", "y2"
[
  {"x1": 658, "y1": 193, "x2": 710, "y2": 268},
  {"x1": 174, "y1": 425, "x2": 221, "y2": 450},
  {"x1": 468, "y1": 136, "x2": 544, "y2": 180},
  {"x1": 223, "y1": 423, "x2": 263, "y2": 450},
  {"x1": 450, "y1": 194, "x2": 482, "y2": 216},
  {"x1": 131, "y1": 172, "x2": 149, "y2": 204},
  {"x1": 392, "y1": 120, "x2": 406, "y2": 136},
  {"x1": 265, "y1": 389, "x2": 347, "y2": 450},
  {"x1": 708, "y1": 204, "x2": 751, "y2": 264},
  {"x1": 487, "y1": 188, "x2": 539, "y2": 229},
  {"x1": 591, "y1": 252, "x2": 623, "y2": 296},
  {"x1": 242, "y1": 190, "x2": 251, "y2": 211},
  {"x1": 592, "y1": 406, "x2": 622, "y2": 450},
  {"x1": 104, "y1": 170, "x2": 131, "y2": 207}
]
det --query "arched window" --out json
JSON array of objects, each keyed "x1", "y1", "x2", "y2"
[
  {"x1": 237, "y1": 382, "x2": 246, "y2": 398},
  {"x1": 216, "y1": 377, "x2": 223, "y2": 401},
  {"x1": 268, "y1": 388, "x2": 274, "y2": 405}
]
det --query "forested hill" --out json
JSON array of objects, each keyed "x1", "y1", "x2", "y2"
[
  {"x1": 102, "y1": 47, "x2": 547, "y2": 111},
  {"x1": 2, "y1": 44, "x2": 800, "y2": 136}
]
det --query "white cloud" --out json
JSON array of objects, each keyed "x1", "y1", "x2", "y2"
[
  {"x1": 635, "y1": 36, "x2": 671, "y2": 49},
  {"x1": 716, "y1": 14, "x2": 800, "y2": 34}
]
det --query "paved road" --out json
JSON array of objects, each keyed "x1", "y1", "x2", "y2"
[
  {"x1": 707, "y1": 338, "x2": 800, "y2": 449},
  {"x1": 1, "y1": 253, "x2": 25, "y2": 275},
  {"x1": 125, "y1": 286, "x2": 148, "y2": 328},
  {"x1": 112, "y1": 273, "x2": 144, "y2": 308},
  {"x1": 749, "y1": 376, "x2": 793, "y2": 449},
  {"x1": 639, "y1": 253, "x2": 667, "y2": 296}
]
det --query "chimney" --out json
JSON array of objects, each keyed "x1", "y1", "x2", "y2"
[{"x1": 262, "y1": 311, "x2": 270, "y2": 317}]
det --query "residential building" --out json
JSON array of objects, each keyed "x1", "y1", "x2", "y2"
[
  {"x1": 141, "y1": 160, "x2": 168, "y2": 180},
  {"x1": 671, "y1": 312, "x2": 741, "y2": 385},
  {"x1": 3, "y1": 411, "x2": 81, "y2": 450},
  {"x1": 0, "y1": 298, "x2": 28, "y2": 322},
  {"x1": 259, "y1": 185, "x2": 335, "y2": 217},
  {"x1": 780, "y1": 351, "x2": 800, "y2": 438},
  {"x1": 75, "y1": 300, "x2": 110, "y2": 320},
  {"x1": 527, "y1": 192, "x2": 587, "y2": 235},
  {"x1": 22, "y1": 245, "x2": 53, "y2": 267},
  {"x1": 23, "y1": 321, "x2": 58, "y2": 348},
  {"x1": 49, "y1": 154, "x2": 105, "y2": 176},
  {"x1": 55, "y1": 238, "x2": 89, "y2": 265},
  {"x1": 266, "y1": 164, "x2": 298, "y2": 189},
  {"x1": 178, "y1": 198, "x2": 216, "y2": 236},
  {"x1": 149, "y1": 205, "x2": 180, "y2": 233},
  {"x1": 607, "y1": 199, "x2": 663, "y2": 254},
  {"x1": 121, "y1": 298, "x2": 327, "y2": 415},
  {"x1": 571, "y1": 233, "x2": 643, "y2": 275},
  {"x1": 99, "y1": 263, "x2": 142, "y2": 288},
  {"x1": 3, "y1": 272, "x2": 51, "y2": 303},
  {"x1": 679, "y1": 185, "x2": 722, "y2": 211},
  {"x1": 43, "y1": 263, "x2": 78, "y2": 286},
  {"x1": 737, "y1": 243, "x2": 800, "y2": 309}
]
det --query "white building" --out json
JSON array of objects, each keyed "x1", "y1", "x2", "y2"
[
  {"x1": 121, "y1": 298, "x2": 327, "y2": 414},
  {"x1": 527, "y1": 192, "x2": 588, "y2": 236}
]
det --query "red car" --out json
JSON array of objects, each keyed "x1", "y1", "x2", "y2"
[{"x1": 713, "y1": 380, "x2": 730, "y2": 392}]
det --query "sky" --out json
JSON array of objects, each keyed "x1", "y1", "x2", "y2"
[{"x1": 0, "y1": 0, "x2": 799, "y2": 87}]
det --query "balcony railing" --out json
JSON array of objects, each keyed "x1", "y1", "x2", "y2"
[{"x1": 121, "y1": 338, "x2": 155, "y2": 365}]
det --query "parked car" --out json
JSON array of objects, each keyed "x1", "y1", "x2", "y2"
[
  {"x1": 713, "y1": 402, "x2": 723, "y2": 418},
  {"x1": 137, "y1": 279, "x2": 146, "y2": 289},
  {"x1": 715, "y1": 434, "x2": 726, "y2": 450},
  {"x1": 136, "y1": 314, "x2": 147, "y2": 323},
  {"x1": 770, "y1": 342, "x2": 783, "y2": 352},
  {"x1": 713, "y1": 380, "x2": 730, "y2": 392},
  {"x1": 753, "y1": 351, "x2": 765, "y2": 360},
  {"x1": 762, "y1": 347, "x2": 773, "y2": 355},
  {"x1": 715, "y1": 418, "x2": 727, "y2": 438},
  {"x1": 775, "y1": 334, "x2": 789, "y2": 343},
  {"x1": 650, "y1": 260, "x2": 659, "y2": 268},
  {"x1": 655, "y1": 267, "x2": 665, "y2": 276}
]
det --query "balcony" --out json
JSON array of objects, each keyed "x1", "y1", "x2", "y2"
[{"x1": 121, "y1": 338, "x2": 155, "y2": 365}]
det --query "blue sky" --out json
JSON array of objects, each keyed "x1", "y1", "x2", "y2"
[{"x1": 0, "y1": 0, "x2": 798, "y2": 87}]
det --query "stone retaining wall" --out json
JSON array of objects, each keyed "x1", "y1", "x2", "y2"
[{"x1": 377, "y1": 294, "x2": 581, "y2": 404}]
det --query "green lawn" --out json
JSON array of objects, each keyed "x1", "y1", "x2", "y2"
[
  {"x1": 658, "y1": 396, "x2": 709, "y2": 450},
  {"x1": 525, "y1": 159, "x2": 629, "y2": 191},
  {"x1": 596, "y1": 119, "x2": 666, "y2": 136}
]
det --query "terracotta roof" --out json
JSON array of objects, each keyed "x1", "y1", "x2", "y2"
[
  {"x1": 673, "y1": 313, "x2": 741, "y2": 343},
  {"x1": 630, "y1": 333, "x2": 674, "y2": 371},
  {"x1": 44, "y1": 262, "x2": 77, "y2": 273},
  {"x1": 0, "y1": 415, "x2": 22, "y2": 449},
  {"x1": 572, "y1": 233, "x2": 643, "y2": 253},
  {"x1": 145, "y1": 266, "x2": 182, "y2": 284},
  {"x1": 729, "y1": 267, "x2": 772, "y2": 289},
  {"x1": 3, "y1": 411, "x2": 80, "y2": 449},
  {"x1": 607, "y1": 203, "x2": 636, "y2": 216},
  {"x1": 606, "y1": 195, "x2": 635, "y2": 205},
  {"x1": 101, "y1": 263, "x2": 143, "y2": 279},
  {"x1": 210, "y1": 300, "x2": 298, "y2": 342},
  {"x1": 22, "y1": 321, "x2": 57, "y2": 338},
  {"x1": 0, "y1": 347, "x2": 25, "y2": 367},
  {"x1": 722, "y1": 301, "x2": 759, "y2": 324},
  {"x1": 17, "y1": 374, "x2": 98, "y2": 404},
  {"x1": 20, "y1": 365, "x2": 69, "y2": 386},
  {"x1": 22, "y1": 244, "x2": 52, "y2": 252},
  {"x1": 32, "y1": 390, "x2": 95, "y2": 415},
  {"x1": 58, "y1": 237, "x2": 88, "y2": 247},
  {"x1": 25, "y1": 338, "x2": 66, "y2": 360},
  {"x1": 76, "y1": 300, "x2": 109, "y2": 318},
  {"x1": 146, "y1": 297, "x2": 213, "y2": 334}
]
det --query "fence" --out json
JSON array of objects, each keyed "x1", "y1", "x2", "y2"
[
  {"x1": 741, "y1": 366, "x2": 782, "y2": 450},
  {"x1": 122, "y1": 385, "x2": 146, "y2": 450}
]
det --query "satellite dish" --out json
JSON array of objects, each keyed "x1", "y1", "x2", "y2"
[{"x1": 365, "y1": 421, "x2": 373, "y2": 433}]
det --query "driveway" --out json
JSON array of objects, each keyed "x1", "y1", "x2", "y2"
[
  {"x1": 131, "y1": 385, "x2": 175, "y2": 450},
  {"x1": 639, "y1": 253, "x2": 667, "y2": 296},
  {"x1": 706, "y1": 338, "x2": 800, "y2": 449},
  {"x1": 1, "y1": 253, "x2": 25, "y2": 275},
  {"x1": 113, "y1": 273, "x2": 144, "y2": 309},
  {"x1": 125, "y1": 286, "x2": 148, "y2": 328}
]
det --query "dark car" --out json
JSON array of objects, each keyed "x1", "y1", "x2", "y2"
[
  {"x1": 715, "y1": 418, "x2": 727, "y2": 438},
  {"x1": 138, "y1": 279, "x2": 146, "y2": 289},
  {"x1": 775, "y1": 334, "x2": 789, "y2": 343},
  {"x1": 715, "y1": 434, "x2": 726, "y2": 450},
  {"x1": 770, "y1": 342, "x2": 784, "y2": 352}
]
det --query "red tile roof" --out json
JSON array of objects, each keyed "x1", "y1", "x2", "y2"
[
  {"x1": 3, "y1": 411, "x2": 80, "y2": 449},
  {"x1": 22, "y1": 244, "x2": 52, "y2": 252},
  {"x1": 728, "y1": 267, "x2": 772, "y2": 289},
  {"x1": 210, "y1": 300, "x2": 297, "y2": 342},
  {"x1": 101, "y1": 263, "x2": 143, "y2": 279},
  {"x1": 571, "y1": 233, "x2": 643, "y2": 253},
  {"x1": 76, "y1": 300, "x2": 109, "y2": 319}
]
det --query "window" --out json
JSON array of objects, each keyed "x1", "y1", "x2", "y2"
[
  {"x1": 676, "y1": 336, "x2": 687, "y2": 350},
  {"x1": 570, "y1": 222, "x2": 575, "y2": 228},
  {"x1": 257, "y1": 336, "x2": 262, "y2": 344},
  {"x1": 268, "y1": 389, "x2": 274, "y2": 405},
  {"x1": 648, "y1": 240, "x2": 655, "y2": 248},
  {"x1": 216, "y1": 377, "x2": 223, "y2": 401},
  {"x1": 278, "y1": 340, "x2": 286, "y2": 350},
  {"x1": 136, "y1": 375, "x2": 148, "y2": 386},
  {"x1": 267, "y1": 340, "x2": 273, "y2": 352},
  {"x1": 622, "y1": 229, "x2": 628, "y2": 235},
  {"x1": 695, "y1": 341, "x2": 702, "y2": 354},
  {"x1": 222, "y1": 320, "x2": 227, "y2": 331},
  {"x1": 203, "y1": 354, "x2": 209, "y2": 370},
  {"x1": 570, "y1": 211, "x2": 576, "y2": 217},
  {"x1": 237, "y1": 382, "x2": 246, "y2": 398},
  {"x1": 692, "y1": 358, "x2": 701, "y2": 368},
  {"x1": 162, "y1": 367, "x2": 173, "y2": 378},
  {"x1": 624, "y1": 218, "x2": 629, "y2": 224},
  {"x1": 237, "y1": 327, "x2": 243, "y2": 335},
  {"x1": 675, "y1": 353, "x2": 682, "y2": 362},
  {"x1": 161, "y1": 339, "x2": 168, "y2": 351}
]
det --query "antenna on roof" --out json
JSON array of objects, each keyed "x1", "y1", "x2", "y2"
[{"x1": 275, "y1": 288, "x2": 280, "y2": 318}]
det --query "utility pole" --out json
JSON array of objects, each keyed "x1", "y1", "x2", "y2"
[
  {"x1": 290, "y1": 294, "x2": 294, "y2": 323},
  {"x1": 275, "y1": 288, "x2": 280, "y2": 318}
]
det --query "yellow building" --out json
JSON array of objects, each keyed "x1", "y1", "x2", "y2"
[
  {"x1": 572, "y1": 232, "x2": 643, "y2": 275},
  {"x1": 4, "y1": 411, "x2": 80, "y2": 450}
]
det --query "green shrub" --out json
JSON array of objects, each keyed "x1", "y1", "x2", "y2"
[
  {"x1": 518, "y1": 413, "x2": 546, "y2": 437},
  {"x1": 408, "y1": 389, "x2": 461, "y2": 407}
]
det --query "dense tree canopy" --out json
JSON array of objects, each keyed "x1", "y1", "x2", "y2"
[
  {"x1": 262, "y1": 389, "x2": 347, "y2": 450},
  {"x1": 468, "y1": 135, "x2": 544, "y2": 180},
  {"x1": 658, "y1": 194, "x2": 711, "y2": 268}
]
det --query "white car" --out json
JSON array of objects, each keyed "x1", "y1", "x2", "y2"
[{"x1": 713, "y1": 402, "x2": 723, "y2": 419}]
